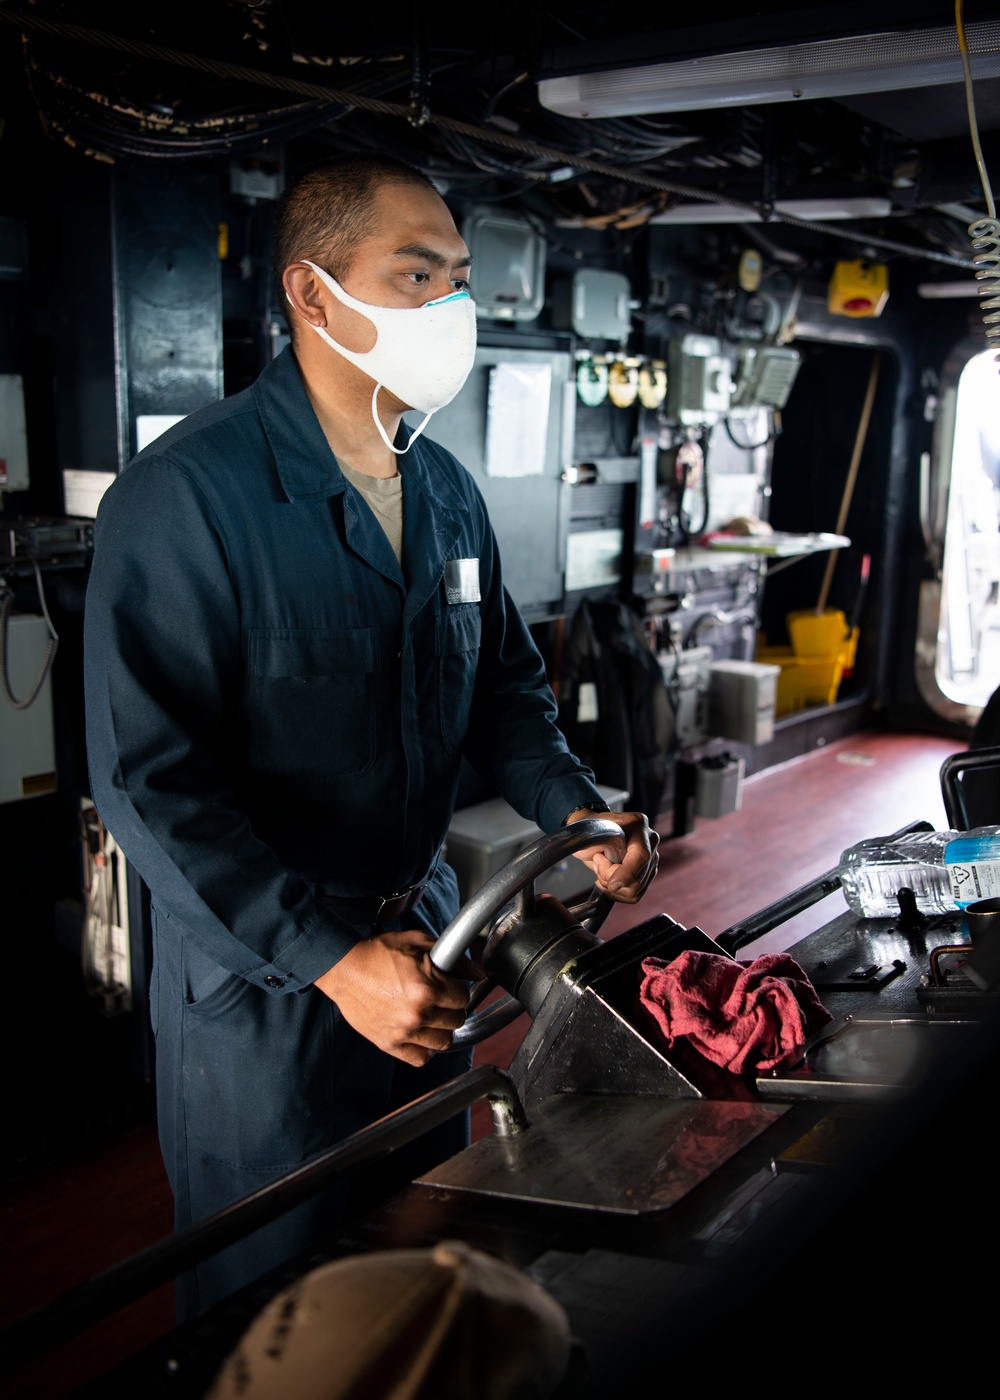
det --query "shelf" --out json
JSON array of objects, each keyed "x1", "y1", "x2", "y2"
[{"x1": 702, "y1": 531, "x2": 851, "y2": 558}]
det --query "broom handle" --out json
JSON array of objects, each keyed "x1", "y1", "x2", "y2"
[{"x1": 816, "y1": 353, "x2": 881, "y2": 614}]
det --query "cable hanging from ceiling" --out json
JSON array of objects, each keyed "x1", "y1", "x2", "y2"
[
  {"x1": 955, "y1": 0, "x2": 1000, "y2": 367},
  {"x1": 0, "y1": 5, "x2": 981, "y2": 271},
  {"x1": 24, "y1": 47, "x2": 342, "y2": 159}
]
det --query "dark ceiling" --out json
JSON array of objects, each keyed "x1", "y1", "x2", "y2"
[{"x1": 0, "y1": 1, "x2": 997, "y2": 268}]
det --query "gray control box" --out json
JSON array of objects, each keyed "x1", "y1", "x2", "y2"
[
  {"x1": 709, "y1": 659, "x2": 781, "y2": 746},
  {"x1": 666, "y1": 334, "x2": 732, "y2": 425},
  {"x1": 731, "y1": 344, "x2": 801, "y2": 409},
  {"x1": 444, "y1": 784, "x2": 629, "y2": 905},
  {"x1": 462, "y1": 207, "x2": 546, "y2": 322},
  {"x1": 552, "y1": 269, "x2": 632, "y2": 342}
]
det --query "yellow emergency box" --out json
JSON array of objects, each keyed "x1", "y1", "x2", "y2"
[{"x1": 828, "y1": 260, "x2": 888, "y2": 318}]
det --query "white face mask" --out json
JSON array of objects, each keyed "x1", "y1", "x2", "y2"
[{"x1": 296, "y1": 259, "x2": 477, "y2": 455}]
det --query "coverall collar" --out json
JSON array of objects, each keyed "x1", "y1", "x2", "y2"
[{"x1": 252, "y1": 347, "x2": 468, "y2": 517}]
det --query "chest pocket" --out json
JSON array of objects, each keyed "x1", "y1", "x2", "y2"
[
  {"x1": 248, "y1": 627, "x2": 376, "y2": 777},
  {"x1": 436, "y1": 605, "x2": 481, "y2": 754}
]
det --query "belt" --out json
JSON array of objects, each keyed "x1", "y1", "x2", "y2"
[{"x1": 315, "y1": 882, "x2": 426, "y2": 929}]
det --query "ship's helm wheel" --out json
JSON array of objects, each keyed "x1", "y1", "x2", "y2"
[{"x1": 430, "y1": 818, "x2": 624, "y2": 1048}]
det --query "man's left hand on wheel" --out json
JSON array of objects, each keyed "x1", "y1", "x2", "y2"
[
  {"x1": 314, "y1": 929, "x2": 484, "y2": 1065},
  {"x1": 565, "y1": 809, "x2": 659, "y2": 903}
]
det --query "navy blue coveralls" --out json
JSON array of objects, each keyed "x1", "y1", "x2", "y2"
[{"x1": 83, "y1": 347, "x2": 605, "y2": 1314}]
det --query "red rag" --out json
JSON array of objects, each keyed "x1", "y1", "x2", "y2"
[{"x1": 639, "y1": 950, "x2": 833, "y2": 1074}]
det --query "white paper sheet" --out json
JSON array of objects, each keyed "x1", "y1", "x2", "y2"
[{"x1": 484, "y1": 362, "x2": 551, "y2": 478}]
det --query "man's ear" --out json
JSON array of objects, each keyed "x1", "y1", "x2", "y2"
[
  {"x1": 283, "y1": 262, "x2": 377, "y2": 354},
  {"x1": 283, "y1": 263, "x2": 327, "y2": 329}
]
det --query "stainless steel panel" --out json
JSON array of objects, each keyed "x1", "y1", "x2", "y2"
[
  {"x1": 418, "y1": 1092, "x2": 787, "y2": 1213},
  {"x1": 757, "y1": 1011, "x2": 981, "y2": 1101}
]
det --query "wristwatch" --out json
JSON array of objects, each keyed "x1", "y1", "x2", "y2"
[{"x1": 561, "y1": 800, "x2": 612, "y2": 826}]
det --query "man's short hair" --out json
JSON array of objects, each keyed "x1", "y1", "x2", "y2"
[{"x1": 272, "y1": 153, "x2": 440, "y2": 298}]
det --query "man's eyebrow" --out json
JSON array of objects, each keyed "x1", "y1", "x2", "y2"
[{"x1": 391, "y1": 242, "x2": 473, "y2": 268}]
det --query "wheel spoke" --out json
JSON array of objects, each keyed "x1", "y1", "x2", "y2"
[{"x1": 513, "y1": 882, "x2": 536, "y2": 922}]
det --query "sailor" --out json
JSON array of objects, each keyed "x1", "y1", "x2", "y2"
[{"x1": 84, "y1": 153, "x2": 658, "y2": 1315}]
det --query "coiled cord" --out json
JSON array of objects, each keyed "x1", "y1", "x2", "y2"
[
  {"x1": 969, "y1": 216, "x2": 1000, "y2": 366},
  {"x1": 956, "y1": 0, "x2": 1000, "y2": 370}
]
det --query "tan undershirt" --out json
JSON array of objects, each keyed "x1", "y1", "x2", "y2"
[{"x1": 339, "y1": 462, "x2": 404, "y2": 569}]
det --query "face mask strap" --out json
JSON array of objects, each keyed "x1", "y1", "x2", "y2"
[
  {"x1": 371, "y1": 384, "x2": 432, "y2": 457},
  {"x1": 287, "y1": 275, "x2": 378, "y2": 366},
  {"x1": 288, "y1": 277, "x2": 452, "y2": 453}
]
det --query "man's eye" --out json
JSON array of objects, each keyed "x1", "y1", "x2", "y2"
[
  {"x1": 406, "y1": 271, "x2": 431, "y2": 284},
  {"x1": 452, "y1": 278, "x2": 471, "y2": 292}
]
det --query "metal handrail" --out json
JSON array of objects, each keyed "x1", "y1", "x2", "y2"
[
  {"x1": 0, "y1": 1065, "x2": 528, "y2": 1373},
  {"x1": 940, "y1": 747, "x2": 1000, "y2": 830}
]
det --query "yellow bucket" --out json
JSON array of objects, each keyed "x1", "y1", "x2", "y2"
[
  {"x1": 787, "y1": 609, "x2": 858, "y2": 670},
  {"x1": 756, "y1": 609, "x2": 859, "y2": 717}
]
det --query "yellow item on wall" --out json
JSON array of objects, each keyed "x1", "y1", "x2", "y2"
[
  {"x1": 738, "y1": 248, "x2": 763, "y2": 293},
  {"x1": 608, "y1": 357, "x2": 639, "y2": 408},
  {"x1": 828, "y1": 260, "x2": 888, "y2": 318},
  {"x1": 637, "y1": 360, "x2": 667, "y2": 409}
]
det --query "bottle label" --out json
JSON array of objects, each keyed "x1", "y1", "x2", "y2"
[{"x1": 945, "y1": 833, "x2": 1000, "y2": 907}]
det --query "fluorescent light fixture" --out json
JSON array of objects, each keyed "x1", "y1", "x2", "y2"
[
  {"x1": 917, "y1": 281, "x2": 982, "y2": 298},
  {"x1": 935, "y1": 202, "x2": 990, "y2": 224},
  {"x1": 650, "y1": 197, "x2": 893, "y2": 225},
  {"x1": 538, "y1": 21, "x2": 1000, "y2": 118}
]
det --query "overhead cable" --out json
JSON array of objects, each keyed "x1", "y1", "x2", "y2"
[{"x1": 0, "y1": 7, "x2": 979, "y2": 269}]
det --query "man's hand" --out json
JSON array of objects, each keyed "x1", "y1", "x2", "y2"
[
  {"x1": 314, "y1": 930, "x2": 481, "y2": 1066},
  {"x1": 565, "y1": 809, "x2": 659, "y2": 904}
]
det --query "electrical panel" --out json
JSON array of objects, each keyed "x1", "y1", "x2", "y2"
[
  {"x1": 462, "y1": 207, "x2": 546, "y2": 321},
  {"x1": 0, "y1": 614, "x2": 56, "y2": 803},
  {"x1": 565, "y1": 528, "x2": 623, "y2": 591},
  {"x1": 0, "y1": 375, "x2": 29, "y2": 492},
  {"x1": 658, "y1": 644, "x2": 714, "y2": 748},
  {"x1": 730, "y1": 344, "x2": 802, "y2": 409},
  {"x1": 553, "y1": 269, "x2": 632, "y2": 341},
  {"x1": 228, "y1": 154, "x2": 284, "y2": 203},
  {"x1": 666, "y1": 335, "x2": 732, "y2": 424},
  {"x1": 404, "y1": 345, "x2": 573, "y2": 617}
]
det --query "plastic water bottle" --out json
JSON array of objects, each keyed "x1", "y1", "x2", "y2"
[{"x1": 837, "y1": 826, "x2": 1000, "y2": 918}]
